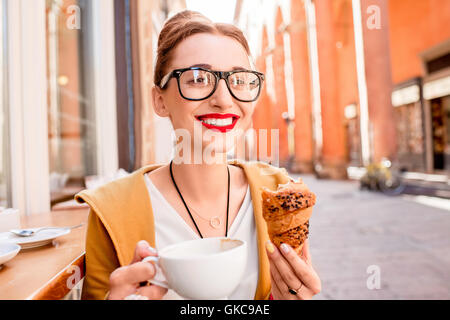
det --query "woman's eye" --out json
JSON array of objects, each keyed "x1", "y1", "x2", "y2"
[
  {"x1": 249, "y1": 80, "x2": 258, "y2": 88},
  {"x1": 188, "y1": 77, "x2": 209, "y2": 85},
  {"x1": 231, "y1": 78, "x2": 246, "y2": 86}
]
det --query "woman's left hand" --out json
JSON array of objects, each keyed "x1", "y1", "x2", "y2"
[{"x1": 266, "y1": 239, "x2": 321, "y2": 300}]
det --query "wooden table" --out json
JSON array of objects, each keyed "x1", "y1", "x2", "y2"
[{"x1": 0, "y1": 208, "x2": 89, "y2": 300}]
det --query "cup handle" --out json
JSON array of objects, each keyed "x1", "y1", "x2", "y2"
[{"x1": 142, "y1": 256, "x2": 169, "y2": 289}]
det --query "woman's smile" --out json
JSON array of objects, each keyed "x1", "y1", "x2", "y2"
[{"x1": 195, "y1": 113, "x2": 240, "y2": 132}]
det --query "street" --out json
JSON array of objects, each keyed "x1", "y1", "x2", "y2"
[{"x1": 292, "y1": 174, "x2": 450, "y2": 299}]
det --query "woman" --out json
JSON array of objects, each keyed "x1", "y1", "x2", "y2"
[{"x1": 75, "y1": 10, "x2": 321, "y2": 300}]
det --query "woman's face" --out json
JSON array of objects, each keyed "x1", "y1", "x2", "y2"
[{"x1": 153, "y1": 33, "x2": 257, "y2": 160}]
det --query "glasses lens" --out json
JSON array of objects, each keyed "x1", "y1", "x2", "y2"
[
  {"x1": 179, "y1": 69, "x2": 216, "y2": 100},
  {"x1": 228, "y1": 72, "x2": 261, "y2": 101}
]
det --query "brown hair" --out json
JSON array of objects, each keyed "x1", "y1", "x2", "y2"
[{"x1": 154, "y1": 10, "x2": 251, "y2": 87}]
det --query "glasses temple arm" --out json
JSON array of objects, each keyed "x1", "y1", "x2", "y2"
[{"x1": 159, "y1": 71, "x2": 173, "y2": 88}]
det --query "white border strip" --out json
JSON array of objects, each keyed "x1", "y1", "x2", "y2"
[
  {"x1": 91, "y1": 0, "x2": 119, "y2": 177},
  {"x1": 352, "y1": 0, "x2": 371, "y2": 166},
  {"x1": 305, "y1": 0, "x2": 323, "y2": 158},
  {"x1": 8, "y1": 0, "x2": 50, "y2": 215}
]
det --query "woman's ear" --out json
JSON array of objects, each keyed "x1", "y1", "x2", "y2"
[{"x1": 152, "y1": 86, "x2": 170, "y2": 117}]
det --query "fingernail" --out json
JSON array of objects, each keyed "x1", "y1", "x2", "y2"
[
  {"x1": 280, "y1": 243, "x2": 290, "y2": 254},
  {"x1": 266, "y1": 240, "x2": 275, "y2": 254},
  {"x1": 147, "y1": 245, "x2": 157, "y2": 254},
  {"x1": 139, "y1": 240, "x2": 150, "y2": 248}
]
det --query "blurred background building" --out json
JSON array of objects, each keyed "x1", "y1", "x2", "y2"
[
  {"x1": 236, "y1": 0, "x2": 450, "y2": 179},
  {"x1": 0, "y1": 0, "x2": 449, "y2": 215}
]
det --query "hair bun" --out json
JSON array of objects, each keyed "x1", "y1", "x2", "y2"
[{"x1": 154, "y1": 10, "x2": 251, "y2": 88}]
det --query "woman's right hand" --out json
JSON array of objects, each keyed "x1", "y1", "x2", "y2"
[{"x1": 108, "y1": 240, "x2": 168, "y2": 300}]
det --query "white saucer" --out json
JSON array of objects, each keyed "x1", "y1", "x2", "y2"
[
  {"x1": 0, "y1": 243, "x2": 21, "y2": 266},
  {"x1": 0, "y1": 228, "x2": 71, "y2": 249}
]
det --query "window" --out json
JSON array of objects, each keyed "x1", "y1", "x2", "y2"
[
  {"x1": 394, "y1": 102, "x2": 426, "y2": 171},
  {"x1": 46, "y1": 0, "x2": 97, "y2": 201},
  {"x1": 430, "y1": 96, "x2": 450, "y2": 171},
  {"x1": 427, "y1": 53, "x2": 450, "y2": 74},
  {"x1": 0, "y1": 0, "x2": 10, "y2": 208}
]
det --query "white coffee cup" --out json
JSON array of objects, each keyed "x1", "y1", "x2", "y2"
[{"x1": 143, "y1": 237, "x2": 247, "y2": 300}]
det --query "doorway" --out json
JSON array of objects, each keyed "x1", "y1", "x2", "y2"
[{"x1": 430, "y1": 96, "x2": 450, "y2": 172}]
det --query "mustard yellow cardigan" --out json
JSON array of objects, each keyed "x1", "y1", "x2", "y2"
[{"x1": 75, "y1": 159, "x2": 291, "y2": 300}]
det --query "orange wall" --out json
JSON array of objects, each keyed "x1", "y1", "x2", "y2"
[
  {"x1": 253, "y1": 26, "x2": 277, "y2": 161},
  {"x1": 249, "y1": 0, "x2": 449, "y2": 175},
  {"x1": 389, "y1": 0, "x2": 450, "y2": 84},
  {"x1": 334, "y1": 0, "x2": 358, "y2": 109},
  {"x1": 290, "y1": 0, "x2": 314, "y2": 171},
  {"x1": 362, "y1": 0, "x2": 398, "y2": 162},
  {"x1": 273, "y1": 7, "x2": 289, "y2": 162},
  {"x1": 315, "y1": 0, "x2": 348, "y2": 169}
]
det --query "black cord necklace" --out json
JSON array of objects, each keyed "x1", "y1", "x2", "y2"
[{"x1": 169, "y1": 160, "x2": 230, "y2": 238}]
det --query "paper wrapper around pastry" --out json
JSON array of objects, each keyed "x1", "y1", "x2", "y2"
[{"x1": 261, "y1": 178, "x2": 316, "y2": 255}]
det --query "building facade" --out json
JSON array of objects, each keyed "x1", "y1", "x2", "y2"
[{"x1": 236, "y1": 0, "x2": 450, "y2": 179}]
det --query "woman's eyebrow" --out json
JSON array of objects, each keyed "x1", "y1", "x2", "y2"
[
  {"x1": 189, "y1": 63, "x2": 212, "y2": 69},
  {"x1": 188, "y1": 64, "x2": 248, "y2": 71}
]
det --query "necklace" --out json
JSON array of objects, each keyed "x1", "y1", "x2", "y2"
[
  {"x1": 186, "y1": 204, "x2": 224, "y2": 229},
  {"x1": 169, "y1": 160, "x2": 230, "y2": 238}
]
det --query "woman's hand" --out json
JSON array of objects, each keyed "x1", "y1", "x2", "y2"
[
  {"x1": 108, "y1": 240, "x2": 168, "y2": 300},
  {"x1": 266, "y1": 239, "x2": 321, "y2": 300}
]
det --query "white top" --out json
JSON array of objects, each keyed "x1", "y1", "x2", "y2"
[{"x1": 143, "y1": 173, "x2": 258, "y2": 300}]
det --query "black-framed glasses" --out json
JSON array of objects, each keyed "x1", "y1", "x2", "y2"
[{"x1": 159, "y1": 67, "x2": 265, "y2": 102}]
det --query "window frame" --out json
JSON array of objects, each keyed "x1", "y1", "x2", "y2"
[
  {"x1": 0, "y1": 0, "x2": 11, "y2": 207},
  {"x1": 6, "y1": 0, "x2": 118, "y2": 215}
]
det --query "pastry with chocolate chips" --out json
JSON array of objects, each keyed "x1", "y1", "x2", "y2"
[{"x1": 262, "y1": 178, "x2": 316, "y2": 255}]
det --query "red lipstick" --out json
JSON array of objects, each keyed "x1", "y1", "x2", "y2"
[{"x1": 195, "y1": 113, "x2": 240, "y2": 133}]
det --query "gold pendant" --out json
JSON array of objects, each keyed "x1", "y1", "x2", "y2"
[{"x1": 210, "y1": 216, "x2": 221, "y2": 229}]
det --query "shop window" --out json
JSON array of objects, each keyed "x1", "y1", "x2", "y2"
[
  {"x1": 394, "y1": 102, "x2": 425, "y2": 171},
  {"x1": 430, "y1": 96, "x2": 450, "y2": 172},
  {"x1": 46, "y1": 0, "x2": 97, "y2": 203}
]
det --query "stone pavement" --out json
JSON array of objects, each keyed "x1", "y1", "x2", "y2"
[{"x1": 290, "y1": 173, "x2": 450, "y2": 299}]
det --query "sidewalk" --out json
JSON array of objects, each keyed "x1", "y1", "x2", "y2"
[
  {"x1": 402, "y1": 179, "x2": 450, "y2": 199},
  {"x1": 291, "y1": 173, "x2": 450, "y2": 299},
  {"x1": 346, "y1": 166, "x2": 450, "y2": 199}
]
